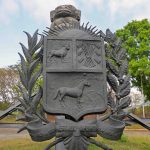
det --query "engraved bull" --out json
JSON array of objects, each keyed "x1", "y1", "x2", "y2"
[
  {"x1": 48, "y1": 45, "x2": 70, "y2": 62},
  {"x1": 53, "y1": 80, "x2": 90, "y2": 106}
]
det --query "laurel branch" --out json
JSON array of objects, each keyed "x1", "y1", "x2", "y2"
[
  {"x1": 17, "y1": 30, "x2": 47, "y2": 123},
  {"x1": 100, "y1": 29, "x2": 131, "y2": 114}
]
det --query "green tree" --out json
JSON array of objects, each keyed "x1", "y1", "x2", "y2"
[
  {"x1": 116, "y1": 19, "x2": 150, "y2": 101},
  {"x1": 0, "y1": 66, "x2": 20, "y2": 105}
]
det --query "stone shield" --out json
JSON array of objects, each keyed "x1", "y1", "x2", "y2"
[{"x1": 43, "y1": 28, "x2": 107, "y2": 120}]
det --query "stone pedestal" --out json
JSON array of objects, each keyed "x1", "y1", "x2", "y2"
[
  {"x1": 55, "y1": 141, "x2": 66, "y2": 150},
  {"x1": 55, "y1": 116, "x2": 67, "y2": 150}
]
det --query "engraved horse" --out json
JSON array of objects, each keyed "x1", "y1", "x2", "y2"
[{"x1": 53, "y1": 80, "x2": 90, "y2": 106}]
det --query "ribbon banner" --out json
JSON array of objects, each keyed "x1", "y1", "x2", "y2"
[{"x1": 18, "y1": 117, "x2": 125, "y2": 150}]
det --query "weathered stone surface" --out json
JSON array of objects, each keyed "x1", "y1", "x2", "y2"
[
  {"x1": 43, "y1": 28, "x2": 107, "y2": 120},
  {"x1": 50, "y1": 5, "x2": 81, "y2": 28}
]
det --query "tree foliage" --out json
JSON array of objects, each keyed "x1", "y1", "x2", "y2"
[
  {"x1": 0, "y1": 66, "x2": 20, "y2": 104},
  {"x1": 116, "y1": 19, "x2": 150, "y2": 101}
]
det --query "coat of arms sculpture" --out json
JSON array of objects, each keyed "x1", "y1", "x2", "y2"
[
  {"x1": 43, "y1": 28, "x2": 107, "y2": 120},
  {"x1": 17, "y1": 5, "x2": 150, "y2": 150}
]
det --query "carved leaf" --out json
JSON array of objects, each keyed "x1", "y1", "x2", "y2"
[
  {"x1": 114, "y1": 37, "x2": 122, "y2": 47},
  {"x1": 20, "y1": 43, "x2": 32, "y2": 62},
  {"x1": 28, "y1": 66, "x2": 43, "y2": 95},
  {"x1": 18, "y1": 98, "x2": 28, "y2": 109},
  {"x1": 119, "y1": 75, "x2": 130, "y2": 92},
  {"x1": 30, "y1": 87, "x2": 43, "y2": 111},
  {"x1": 28, "y1": 58, "x2": 40, "y2": 79},
  {"x1": 34, "y1": 46, "x2": 43, "y2": 62},
  {"x1": 18, "y1": 68, "x2": 28, "y2": 90},
  {"x1": 31, "y1": 29, "x2": 38, "y2": 49},
  {"x1": 105, "y1": 44, "x2": 111, "y2": 57},
  {"x1": 16, "y1": 107, "x2": 25, "y2": 113},
  {"x1": 119, "y1": 84, "x2": 130, "y2": 98},
  {"x1": 18, "y1": 85, "x2": 29, "y2": 104},
  {"x1": 119, "y1": 59, "x2": 128, "y2": 77},
  {"x1": 37, "y1": 105, "x2": 49, "y2": 122},
  {"x1": 18, "y1": 53, "x2": 28, "y2": 82},
  {"x1": 106, "y1": 60, "x2": 119, "y2": 77},
  {"x1": 31, "y1": 35, "x2": 43, "y2": 55},
  {"x1": 117, "y1": 48, "x2": 126, "y2": 61},
  {"x1": 107, "y1": 92, "x2": 116, "y2": 108},
  {"x1": 118, "y1": 96, "x2": 131, "y2": 109},
  {"x1": 99, "y1": 30, "x2": 106, "y2": 38},
  {"x1": 111, "y1": 48, "x2": 117, "y2": 61},
  {"x1": 107, "y1": 73, "x2": 118, "y2": 92},
  {"x1": 106, "y1": 29, "x2": 116, "y2": 42},
  {"x1": 23, "y1": 31, "x2": 32, "y2": 49}
]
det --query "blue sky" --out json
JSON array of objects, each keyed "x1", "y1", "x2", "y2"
[{"x1": 0, "y1": 0, "x2": 150, "y2": 67}]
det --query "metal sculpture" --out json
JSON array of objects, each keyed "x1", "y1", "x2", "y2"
[{"x1": 17, "y1": 5, "x2": 150, "y2": 150}]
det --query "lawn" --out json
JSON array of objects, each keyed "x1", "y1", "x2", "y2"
[
  {"x1": 0, "y1": 134, "x2": 150, "y2": 150},
  {"x1": 0, "y1": 114, "x2": 23, "y2": 123}
]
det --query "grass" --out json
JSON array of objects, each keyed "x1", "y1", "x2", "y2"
[
  {"x1": 125, "y1": 124, "x2": 146, "y2": 129},
  {"x1": 89, "y1": 135, "x2": 150, "y2": 150},
  {"x1": 0, "y1": 138, "x2": 52, "y2": 150},
  {"x1": 0, "y1": 134, "x2": 150, "y2": 150},
  {"x1": 0, "y1": 114, "x2": 23, "y2": 123},
  {"x1": 0, "y1": 115, "x2": 17, "y2": 123}
]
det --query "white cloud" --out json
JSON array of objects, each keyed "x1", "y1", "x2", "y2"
[
  {"x1": 0, "y1": 0, "x2": 149, "y2": 26},
  {"x1": 78, "y1": 0, "x2": 104, "y2": 11},
  {"x1": 0, "y1": 0, "x2": 105, "y2": 25},
  {"x1": 108, "y1": 0, "x2": 150, "y2": 20},
  {"x1": 19, "y1": 0, "x2": 77, "y2": 24},
  {"x1": 133, "y1": 3, "x2": 150, "y2": 20},
  {"x1": 18, "y1": 0, "x2": 105, "y2": 24},
  {"x1": 109, "y1": 0, "x2": 142, "y2": 15},
  {"x1": 0, "y1": 0, "x2": 19, "y2": 24}
]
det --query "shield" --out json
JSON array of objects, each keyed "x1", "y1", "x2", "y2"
[{"x1": 43, "y1": 27, "x2": 107, "y2": 120}]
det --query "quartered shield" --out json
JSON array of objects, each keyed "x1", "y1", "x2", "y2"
[{"x1": 43, "y1": 25, "x2": 107, "y2": 120}]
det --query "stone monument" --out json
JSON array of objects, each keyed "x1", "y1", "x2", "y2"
[{"x1": 17, "y1": 5, "x2": 150, "y2": 150}]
